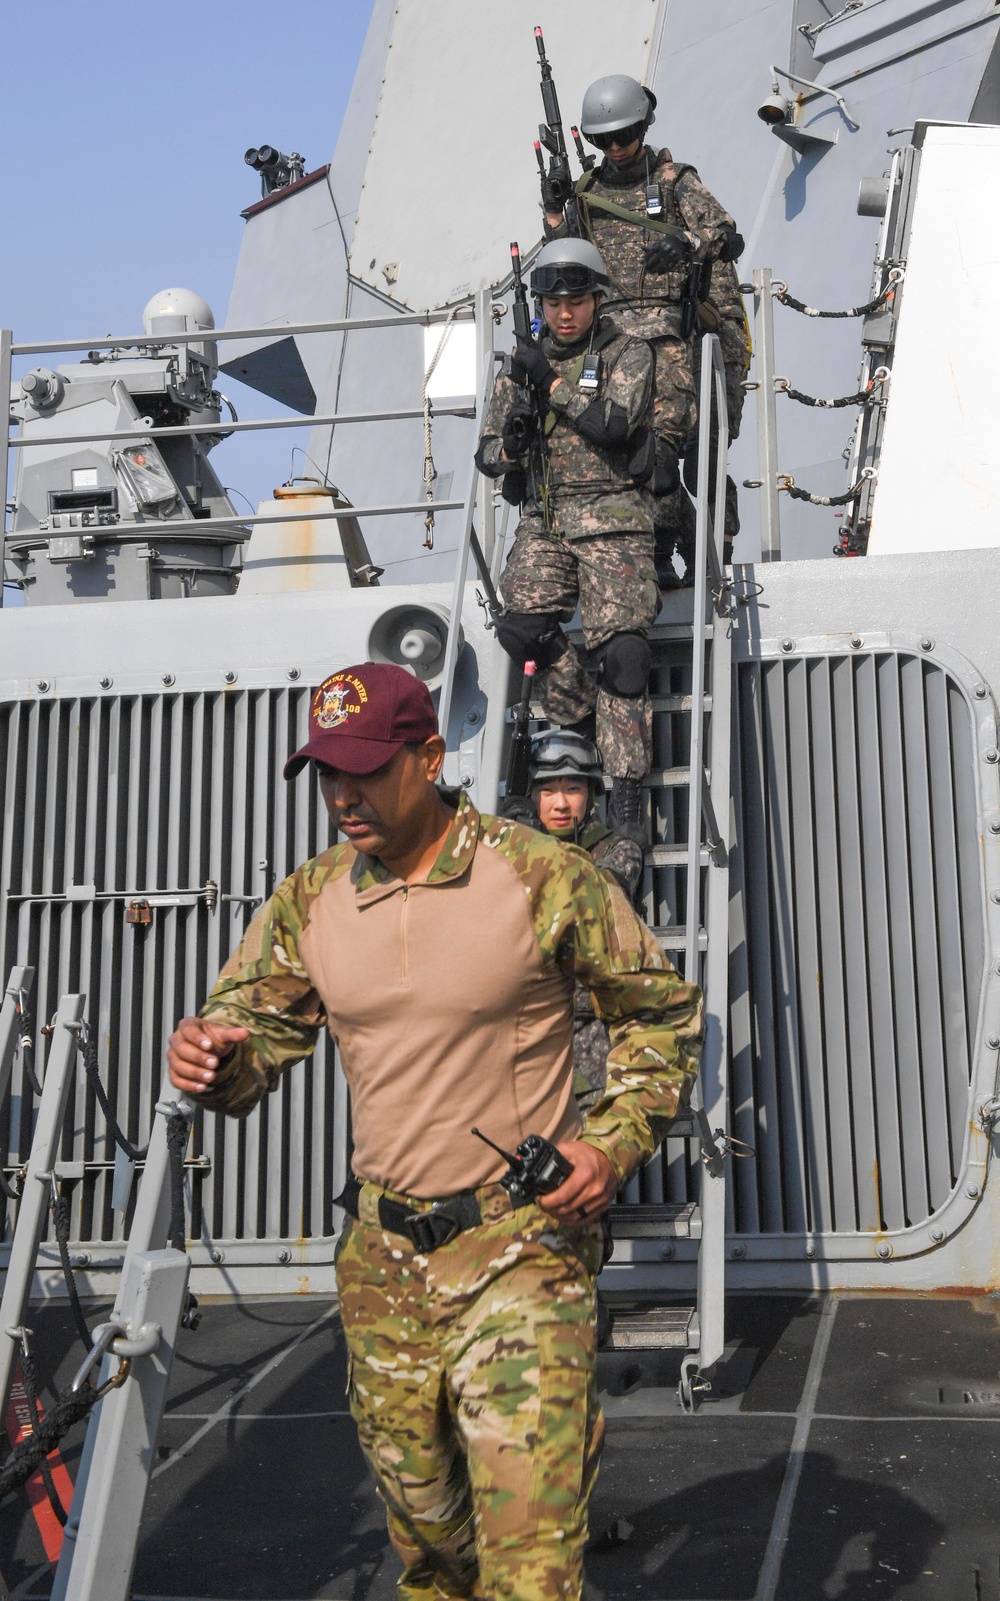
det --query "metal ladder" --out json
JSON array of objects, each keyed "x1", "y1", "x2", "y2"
[{"x1": 606, "y1": 333, "x2": 735, "y2": 1411}]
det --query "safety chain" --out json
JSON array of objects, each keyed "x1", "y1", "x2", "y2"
[
  {"x1": 772, "y1": 267, "x2": 903, "y2": 319},
  {"x1": 776, "y1": 367, "x2": 888, "y2": 410},
  {"x1": 0, "y1": 1381, "x2": 99, "y2": 1510},
  {"x1": 72, "y1": 1019, "x2": 149, "y2": 1162},
  {"x1": 49, "y1": 1176, "x2": 93, "y2": 1351},
  {"x1": 421, "y1": 306, "x2": 459, "y2": 550},
  {"x1": 165, "y1": 1107, "x2": 201, "y2": 1330},
  {"x1": 18, "y1": 1339, "x2": 68, "y2": 1525},
  {"x1": 778, "y1": 467, "x2": 875, "y2": 508}
]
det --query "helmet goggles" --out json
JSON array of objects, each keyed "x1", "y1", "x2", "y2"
[
  {"x1": 530, "y1": 262, "x2": 608, "y2": 296},
  {"x1": 586, "y1": 119, "x2": 647, "y2": 152},
  {"x1": 529, "y1": 731, "x2": 603, "y2": 786}
]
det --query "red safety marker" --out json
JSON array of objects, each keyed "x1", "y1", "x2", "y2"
[{"x1": 5, "y1": 1362, "x2": 75, "y2": 1563}]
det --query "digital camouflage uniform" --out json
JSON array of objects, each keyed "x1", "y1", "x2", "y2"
[
  {"x1": 198, "y1": 794, "x2": 702, "y2": 1601},
  {"x1": 571, "y1": 823, "x2": 644, "y2": 1112},
  {"x1": 547, "y1": 147, "x2": 745, "y2": 568},
  {"x1": 478, "y1": 321, "x2": 660, "y2": 779}
]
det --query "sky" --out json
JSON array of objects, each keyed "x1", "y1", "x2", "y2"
[{"x1": 1, "y1": 0, "x2": 375, "y2": 524}]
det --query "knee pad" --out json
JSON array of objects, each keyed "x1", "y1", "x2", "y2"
[
  {"x1": 495, "y1": 610, "x2": 568, "y2": 670},
  {"x1": 598, "y1": 633, "x2": 652, "y2": 698}
]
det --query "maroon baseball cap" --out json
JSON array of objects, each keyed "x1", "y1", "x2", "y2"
[{"x1": 284, "y1": 662, "x2": 439, "y2": 779}]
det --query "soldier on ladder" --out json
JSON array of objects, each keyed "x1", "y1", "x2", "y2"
[
  {"x1": 541, "y1": 73, "x2": 748, "y2": 579},
  {"x1": 476, "y1": 238, "x2": 660, "y2": 843}
]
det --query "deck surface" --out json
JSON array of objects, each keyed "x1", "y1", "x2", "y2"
[{"x1": 3, "y1": 1291, "x2": 1000, "y2": 1599}]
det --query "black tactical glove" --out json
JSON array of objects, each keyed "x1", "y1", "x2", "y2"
[
  {"x1": 540, "y1": 175, "x2": 564, "y2": 214},
  {"x1": 509, "y1": 345, "x2": 558, "y2": 393},
  {"x1": 643, "y1": 233, "x2": 693, "y2": 274},
  {"x1": 502, "y1": 402, "x2": 538, "y2": 458},
  {"x1": 717, "y1": 225, "x2": 745, "y2": 262}
]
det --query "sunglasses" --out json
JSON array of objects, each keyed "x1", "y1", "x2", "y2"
[{"x1": 586, "y1": 120, "x2": 646, "y2": 152}]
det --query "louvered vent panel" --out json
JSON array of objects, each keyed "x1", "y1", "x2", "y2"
[
  {"x1": 728, "y1": 651, "x2": 983, "y2": 1237},
  {"x1": 0, "y1": 689, "x2": 345, "y2": 1254}
]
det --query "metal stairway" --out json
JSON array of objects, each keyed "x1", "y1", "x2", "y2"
[{"x1": 605, "y1": 334, "x2": 736, "y2": 1411}]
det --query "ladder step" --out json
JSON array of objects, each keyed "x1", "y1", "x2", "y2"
[
  {"x1": 651, "y1": 925, "x2": 707, "y2": 951},
  {"x1": 646, "y1": 844, "x2": 710, "y2": 868},
  {"x1": 612, "y1": 1202, "x2": 701, "y2": 1240},
  {"x1": 651, "y1": 694, "x2": 712, "y2": 713},
  {"x1": 604, "y1": 1304, "x2": 698, "y2": 1351},
  {"x1": 643, "y1": 767, "x2": 691, "y2": 788}
]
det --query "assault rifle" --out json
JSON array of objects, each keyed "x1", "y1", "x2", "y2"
[
  {"x1": 534, "y1": 25, "x2": 583, "y2": 237},
  {"x1": 504, "y1": 660, "x2": 536, "y2": 802}
]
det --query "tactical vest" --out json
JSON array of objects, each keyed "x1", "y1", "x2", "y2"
[{"x1": 575, "y1": 151, "x2": 725, "y2": 332}]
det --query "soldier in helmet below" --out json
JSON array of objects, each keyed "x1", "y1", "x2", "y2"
[
  {"x1": 542, "y1": 73, "x2": 749, "y2": 580},
  {"x1": 475, "y1": 238, "x2": 660, "y2": 844},
  {"x1": 528, "y1": 727, "x2": 642, "y2": 1118}
]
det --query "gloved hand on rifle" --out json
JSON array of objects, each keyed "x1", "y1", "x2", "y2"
[
  {"x1": 643, "y1": 232, "x2": 694, "y2": 274},
  {"x1": 509, "y1": 345, "x2": 558, "y2": 394},
  {"x1": 540, "y1": 174, "x2": 565, "y2": 215},
  {"x1": 502, "y1": 402, "x2": 538, "y2": 458}
]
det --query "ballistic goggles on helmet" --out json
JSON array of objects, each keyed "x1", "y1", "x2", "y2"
[
  {"x1": 585, "y1": 119, "x2": 647, "y2": 152},
  {"x1": 529, "y1": 730, "x2": 604, "y2": 786},
  {"x1": 529, "y1": 262, "x2": 610, "y2": 296}
]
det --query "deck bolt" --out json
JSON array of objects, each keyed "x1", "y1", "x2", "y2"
[
  {"x1": 460, "y1": 774, "x2": 474, "y2": 788},
  {"x1": 804, "y1": 1243, "x2": 816, "y2": 1259},
  {"x1": 466, "y1": 708, "x2": 481, "y2": 725},
  {"x1": 73, "y1": 1251, "x2": 91, "y2": 1268},
  {"x1": 277, "y1": 1247, "x2": 292, "y2": 1264},
  {"x1": 287, "y1": 667, "x2": 301, "y2": 681},
  {"x1": 781, "y1": 639, "x2": 795, "y2": 653},
  {"x1": 850, "y1": 634, "x2": 863, "y2": 649},
  {"x1": 659, "y1": 1243, "x2": 675, "y2": 1260},
  {"x1": 876, "y1": 1240, "x2": 892, "y2": 1259},
  {"x1": 920, "y1": 637, "x2": 934, "y2": 651},
  {"x1": 732, "y1": 1243, "x2": 746, "y2": 1259},
  {"x1": 210, "y1": 1247, "x2": 225, "y2": 1264},
  {"x1": 930, "y1": 1226, "x2": 945, "y2": 1243},
  {"x1": 35, "y1": 680, "x2": 49, "y2": 693},
  {"x1": 976, "y1": 684, "x2": 988, "y2": 698},
  {"x1": 161, "y1": 673, "x2": 175, "y2": 687},
  {"x1": 991, "y1": 823, "x2": 1000, "y2": 835},
  {"x1": 987, "y1": 749, "x2": 999, "y2": 764},
  {"x1": 99, "y1": 676, "x2": 113, "y2": 690},
  {"x1": 224, "y1": 670, "x2": 237, "y2": 684},
  {"x1": 966, "y1": 1183, "x2": 981, "y2": 1199},
  {"x1": 989, "y1": 1036, "x2": 1000, "y2": 1050},
  {"x1": 992, "y1": 892, "x2": 1000, "y2": 904}
]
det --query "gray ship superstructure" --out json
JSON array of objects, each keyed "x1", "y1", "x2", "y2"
[{"x1": 4, "y1": 3, "x2": 1000, "y2": 1598}]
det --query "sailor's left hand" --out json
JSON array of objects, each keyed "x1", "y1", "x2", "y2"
[{"x1": 539, "y1": 1140, "x2": 617, "y2": 1223}]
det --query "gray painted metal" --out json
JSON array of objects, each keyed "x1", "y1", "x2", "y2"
[
  {"x1": 0, "y1": 992, "x2": 85, "y2": 1418},
  {"x1": 751, "y1": 267, "x2": 782, "y2": 562},
  {"x1": 52, "y1": 1249, "x2": 190, "y2": 1601},
  {"x1": 12, "y1": 309, "x2": 474, "y2": 357}
]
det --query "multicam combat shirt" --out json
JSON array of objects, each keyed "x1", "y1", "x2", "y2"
[{"x1": 199, "y1": 793, "x2": 701, "y2": 1199}]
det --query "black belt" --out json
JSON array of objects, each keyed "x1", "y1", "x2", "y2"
[{"x1": 336, "y1": 1175, "x2": 488, "y2": 1254}]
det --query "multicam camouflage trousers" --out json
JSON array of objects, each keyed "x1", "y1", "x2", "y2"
[
  {"x1": 336, "y1": 1184, "x2": 604, "y2": 1601},
  {"x1": 500, "y1": 528, "x2": 659, "y2": 779}
]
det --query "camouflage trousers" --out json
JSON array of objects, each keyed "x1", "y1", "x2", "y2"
[
  {"x1": 336, "y1": 1187, "x2": 604, "y2": 1600},
  {"x1": 500, "y1": 528, "x2": 659, "y2": 779},
  {"x1": 614, "y1": 311, "x2": 696, "y2": 455}
]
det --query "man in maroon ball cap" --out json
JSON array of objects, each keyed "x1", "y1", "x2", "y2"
[{"x1": 167, "y1": 660, "x2": 700, "y2": 1601}]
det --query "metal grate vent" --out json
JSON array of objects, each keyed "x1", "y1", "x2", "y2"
[
  {"x1": 728, "y1": 650, "x2": 984, "y2": 1238},
  {"x1": 0, "y1": 688, "x2": 346, "y2": 1260}
]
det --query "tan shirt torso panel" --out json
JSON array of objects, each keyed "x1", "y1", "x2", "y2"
[{"x1": 298, "y1": 839, "x2": 582, "y2": 1197}]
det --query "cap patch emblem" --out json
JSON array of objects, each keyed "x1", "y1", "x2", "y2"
[{"x1": 315, "y1": 672, "x2": 368, "y2": 731}]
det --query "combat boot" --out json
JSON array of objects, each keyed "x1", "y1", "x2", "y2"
[{"x1": 608, "y1": 776, "x2": 647, "y2": 846}]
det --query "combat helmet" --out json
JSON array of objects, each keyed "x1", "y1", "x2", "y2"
[
  {"x1": 579, "y1": 74, "x2": 656, "y2": 145},
  {"x1": 529, "y1": 728, "x2": 604, "y2": 791},
  {"x1": 529, "y1": 238, "x2": 610, "y2": 298}
]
